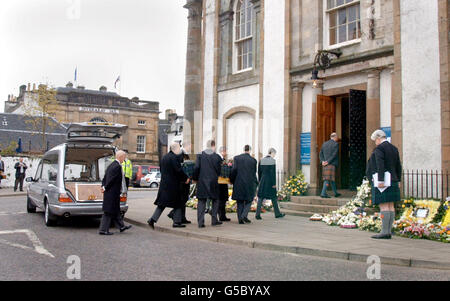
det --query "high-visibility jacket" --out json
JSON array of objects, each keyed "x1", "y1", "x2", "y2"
[{"x1": 122, "y1": 159, "x2": 133, "y2": 179}]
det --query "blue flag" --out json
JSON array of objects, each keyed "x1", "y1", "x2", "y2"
[{"x1": 74, "y1": 67, "x2": 77, "y2": 82}]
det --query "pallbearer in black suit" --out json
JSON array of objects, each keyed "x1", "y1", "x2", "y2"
[
  {"x1": 193, "y1": 140, "x2": 222, "y2": 228},
  {"x1": 99, "y1": 150, "x2": 132, "y2": 235},
  {"x1": 255, "y1": 148, "x2": 285, "y2": 220},
  {"x1": 218, "y1": 146, "x2": 231, "y2": 222},
  {"x1": 230, "y1": 145, "x2": 258, "y2": 224},
  {"x1": 148, "y1": 143, "x2": 189, "y2": 229},
  {"x1": 168, "y1": 142, "x2": 192, "y2": 224},
  {"x1": 366, "y1": 129, "x2": 402, "y2": 240}
]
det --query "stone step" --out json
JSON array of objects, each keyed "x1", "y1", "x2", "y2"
[
  {"x1": 290, "y1": 196, "x2": 351, "y2": 206},
  {"x1": 279, "y1": 202, "x2": 340, "y2": 214},
  {"x1": 278, "y1": 208, "x2": 316, "y2": 218}
]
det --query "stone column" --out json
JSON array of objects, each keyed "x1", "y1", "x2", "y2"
[
  {"x1": 366, "y1": 68, "x2": 381, "y2": 160},
  {"x1": 289, "y1": 82, "x2": 305, "y2": 176},
  {"x1": 183, "y1": 0, "x2": 203, "y2": 155},
  {"x1": 309, "y1": 83, "x2": 323, "y2": 196}
]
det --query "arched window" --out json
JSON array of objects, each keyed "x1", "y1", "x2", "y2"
[{"x1": 235, "y1": 0, "x2": 253, "y2": 71}]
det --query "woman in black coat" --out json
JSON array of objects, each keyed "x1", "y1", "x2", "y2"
[{"x1": 255, "y1": 148, "x2": 284, "y2": 219}]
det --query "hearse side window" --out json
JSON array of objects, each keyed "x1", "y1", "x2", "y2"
[
  {"x1": 41, "y1": 154, "x2": 59, "y2": 182},
  {"x1": 34, "y1": 161, "x2": 43, "y2": 181}
]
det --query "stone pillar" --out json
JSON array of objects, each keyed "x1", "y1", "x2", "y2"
[
  {"x1": 366, "y1": 68, "x2": 381, "y2": 160},
  {"x1": 309, "y1": 83, "x2": 323, "y2": 196},
  {"x1": 183, "y1": 0, "x2": 203, "y2": 155},
  {"x1": 289, "y1": 82, "x2": 305, "y2": 176}
]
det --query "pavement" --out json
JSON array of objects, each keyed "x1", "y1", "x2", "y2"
[{"x1": 124, "y1": 193, "x2": 450, "y2": 271}]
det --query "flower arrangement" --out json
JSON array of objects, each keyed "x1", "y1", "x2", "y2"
[
  {"x1": 357, "y1": 216, "x2": 382, "y2": 232},
  {"x1": 186, "y1": 189, "x2": 272, "y2": 213},
  {"x1": 277, "y1": 171, "x2": 309, "y2": 202}
]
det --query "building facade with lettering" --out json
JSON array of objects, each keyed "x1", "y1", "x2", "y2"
[
  {"x1": 183, "y1": 0, "x2": 449, "y2": 195},
  {"x1": 5, "y1": 83, "x2": 160, "y2": 164}
]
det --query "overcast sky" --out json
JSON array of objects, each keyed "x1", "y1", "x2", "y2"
[{"x1": 0, "y1": 0, "x2": 188, "y2": 118}]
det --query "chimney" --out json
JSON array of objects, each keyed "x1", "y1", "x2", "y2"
[
  {"x1": 66, "y1": 82, "x2": 73, "y2": 88},
  {"x1": 77, "y1": 85, "x2": 85, "y2": 90},
  {"x1": 7, "y1": 94, "x2": 10, "y2": 101},
  {"x1": 27, "y1": 83, "x2": 31, "y2": 91},
  {"x1": 99, "y1": 86, "x2": 107, "y2": 92},
  {"x1": 19, "y1": 85, "x2": 26, "y2": 96},
  {"x1": 32, "y1": 83, "x2": 36, "y2": 91}
]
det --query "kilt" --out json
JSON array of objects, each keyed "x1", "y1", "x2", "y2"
[
  {"x1": 322, "y1": 164, "x2": 336, "y2": 182},
  {"x1": 371, "y1": 182, "x2": 401, "y2": 205}
]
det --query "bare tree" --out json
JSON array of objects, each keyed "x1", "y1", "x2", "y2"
[{"x1": 23, "y1": 84, "x2": 58, "y2": 153}]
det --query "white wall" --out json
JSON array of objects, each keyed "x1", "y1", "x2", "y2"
[
  {"x1": 401, "y1": 0, "x2": 441, "y2": 170},
  {"x1": 380, "y1": 68, "x2": 392, "y2": 128},
  {"x1": 263, "y1": 0, "x2": 285, "y2": 171},
  {"x1": 202, "y1": 0, "x2": 216, "y2": 147},
  {"x1": 0, "y1": 156, "x2": 41, "y2": 187}
]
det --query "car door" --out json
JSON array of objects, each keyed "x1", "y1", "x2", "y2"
[{"x1": 40, "y1": 152, "x2": 59, "y2": 207}]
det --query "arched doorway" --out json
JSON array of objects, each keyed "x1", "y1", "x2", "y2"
[{"x1": 223, "y1": 106, "x2": 256, "y2": 158}]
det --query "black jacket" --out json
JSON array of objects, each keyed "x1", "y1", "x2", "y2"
[
  {"x1": 366, "y1": 141, "x2": 402, "y2": 183},
  {"x1": 0, "y1": 160, "x2": 4, "y2": 172},
  {"x1": 14, "y1": 162, "x2": 27, "y2": 178},
  {"x1": 102, "y1": 160, "x2": 123, "y2": 214},
  {"x1": 193, "y1": 150, "x2": 222, "y2": 200},
  {"x1": 257, "y1": 156, "x2": 277, "y2": 199},
  {"x1": 155, "y1": 151, "x2": 188, "y2": 209},
  {"x1": 230, "y1": 153, "x2": 258, "y2": 201},
  {"x1": 178, "y1": 151, "x2": 191, "y2": 203},
  {"x1": 218, "y1": 156, "x2": 229, "y2": 202},
  {"x1": 319, "y1": 139, "x2": 339, "y2": 167}
]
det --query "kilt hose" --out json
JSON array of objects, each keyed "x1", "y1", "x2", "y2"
[
  {"x1": 372, "y1": 182, "x2": 401, "y2": 205},
  {"x1": 322, "y1": 164, "x2": 336, "y2": 182}
]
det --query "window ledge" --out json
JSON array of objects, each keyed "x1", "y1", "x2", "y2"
[{"x1": 326, "y1": 39, "x2": 361, "y2": 50}]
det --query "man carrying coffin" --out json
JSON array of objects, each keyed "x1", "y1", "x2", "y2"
[{"x1": 148, "y1": 142, "x2": 189, "y2": 229}]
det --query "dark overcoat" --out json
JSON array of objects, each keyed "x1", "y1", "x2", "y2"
[
  {"x1": 319, "y1": 139, "x2": 339, "y2": 167},
  {"x1": 230, "y1": 153, "x2": 258, "y2": 202},
  {"x1": 102, "y1": 160, "x2": 123, "y2": 214},
  {"x1": 154, "y1": 151, "x2": 188, "y2": 209},
  {"x1": 178, "y1": 151, "x2": 191, "y2": 203},
  {"x1": 257, "y1": 156, "x2": 277, "y2": 199},
  {"x1": 366, "y1": 141, "x2": 402, "y2": 204},
  {"x1": 193, "y1": 150, "x2": 222, "y2": 200}
]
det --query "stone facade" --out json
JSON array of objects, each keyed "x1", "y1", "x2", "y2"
[
  {"x1": 185, "y1": 0, "x2": 448, "y2": 194},
  {"x1": 5, "y1": 83, "x2": 160, "y2": 164}
]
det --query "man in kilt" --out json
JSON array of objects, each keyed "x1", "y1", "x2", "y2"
[
  {"x1": 319, "y1": 133, "x2": 341, "y2": 198},
  {"x1": 366, "y1": 129, "x2": 402, "y2": 239}
]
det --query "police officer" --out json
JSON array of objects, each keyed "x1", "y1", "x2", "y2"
[{"x1": 121, "y1": 150, "x2": 133, "y2": 189}]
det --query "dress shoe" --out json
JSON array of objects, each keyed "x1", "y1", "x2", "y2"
[
  {"x1": 173, "y1": 223, "x2": 186, "y2": 228},
  {"x1": 275, "y1": 213, "x2": 286, "y2": 218},
  {"x1": 147, "y1": 218, "x2": 156, "y2": 230},
  {"x1": 212, "y1": 221, "x2": 223, "y2": 226},
  {"x1": 220, "y1": 217, "x2": 231, "y2": 222},
  {"x1": 320, "y1": 195, "x2": 331, "y2": 199},
  {"x1": 167, "y1": 213, "x2": 174, "y2": 219},
  {"x1": 255, "y1": 216, "x2": 262, "y2": 220},
  {"x1": 243, "y1": 217, "x2": 251, "y2": 223},
  {"x1": 335, "y1": 193, "x2": 342, "y2": 198},
  {"x1": 371, "y1": 234, "x2": 392, "y2": 239},
  {"x1": 181, "y1": 219, "x2": 191, "y2": 224},
  {"x1": 238, "y1": 220, "x2": 245, "y2": 224},
  {"x1": 198, "y1": 224, "x2": 205, "y2": 228},
  {"x1": 120, "y1": 225, "x2": 132, "y2": 233},
  {"x1": 99, "y1": 231, "x2": 114, "y2": 235}
]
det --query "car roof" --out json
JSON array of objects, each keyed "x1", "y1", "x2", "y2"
[{"x1": 66, "y1": 122, "x2": 127, "y2": 143}]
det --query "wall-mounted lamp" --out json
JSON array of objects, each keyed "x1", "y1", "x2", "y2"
[{"x1": 311, "y1": 49, "x2": 342, "y2": 88}]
